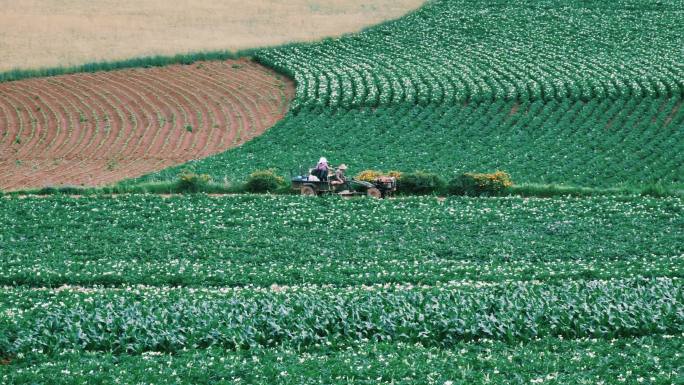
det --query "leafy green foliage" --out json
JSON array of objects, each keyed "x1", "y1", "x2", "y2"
[
  {"x1": 2, "y1": 0, "x2": 684, "y2": 378},
  {"x1": 448, "y1": 171, "x2": 513, "y2": 196},
  {"x1": 245, "y1": 169, "x2": 286, "y2": 193},
  {"x1": 3, "y1": 336, "x2": 682, "y2": 384},
  {"x1": 175, "y1": 169, "x2": 212, "y2": 193},
  {"x1": 257, "y1": 0, "x2": 684, "y2": 109},
  {"x1": 1, "y1": 195, "x2": 681, "y2": 287},
  {"x1": 397, "y1": 171, "x2": 445, "y2": 195},
  {"x1": 127, "y1": 0, "x2": 684, "y2": 189},
  {"x1": 2, "y1": 278, "x2": 682, "y2": 355}
]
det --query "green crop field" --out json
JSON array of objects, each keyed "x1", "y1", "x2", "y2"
[
  {"x1": 1, "y1": 195, "x2": 683, "y2": 383},
  {"x1": 2, "y1": 0, "x2": 684, "y2": 384},
  {"x1": 1, "y1": 195, "x2": 682, "y2": 287},
  {"x1": 132, "y1": 0, "x2": 684, "y2": 189}
]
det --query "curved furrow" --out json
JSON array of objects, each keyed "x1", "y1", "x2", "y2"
[
  {"x1": 29, "y1": 73, "x2": 141, "y2": 187},
  {"x1": 1, "y1": 85, "x2": 41, "y2": 158},
  {"x1": 0, "y1": 93, "x2": 21, "y2": 185},
  {"x1": 237, "y1": 61, "x2": 294, "y2": 120},
  {"x1": 160, "y1": 66, "x2": 225, "y2": 157},
  {"x1": 198, "y1": 63, "x2": 292, "y2": 137},
  {"x1": 104, "y1": 71, "x2": 191, "y2": 163},
  {"x1": 94, "y1": 69, "x2": 206, "y2": 184},
  {"x1": 0, "y1": 84, "x2": 61, "y2": 187},
  {"x1": 156, "y1": 71, "x2": 227, "y2": 156},
  {"x1": 0, "y1": 94, "x2": 16, "y2": 148},
  {"x1": 0, "y1": 88, "x2": 29, "y2": 154},
  {"x1": 43, "y1": 78, "x2": 99, "y2": 161},
  {"x1": 205, "y1": 63, "x2": 272, "y2": 118},
  {"x1": 92, "y1": 71, "x2": 151, "y2": 160},
  {"x1": 197, "y1": 65, "x2": 268, "y2": 143},
  {"x1": 175, "y1": 67, "x2": 243, "y2": 152},
  {"x1": 112, "y1": 70, "x2": 188, "y2": 161},
  {"x1": 52, "y1": 73, "x2": 155, "y2": 186},
  {"x1": 56, "y1": 75, "x2": 122, "y2": 176},
  {"x1": 40, "y1": 78, "x2": 83, "y2": 158},
  {"x1": 177, "y1": 67, "x2": 239, "y2": 156},
  {"x1": 10, "y1": 84, "x2": 53, "y2": 157},
  {"x1": 0, "y1": 82, "x2": 61, "y2": 188},
  {"x1": 99, "y1": 71, "x2": 162, "y2": 160},
  {"x1": 60, "y1": 73, "x2": 127, "y2": 172},
  {"x1": 122, "y1": 68, "x2": 199, "y2": 158},
  {"x1": 153, "y1": 66, "x2": 213, "y2": 156},
  {"x1": 210, "y1": 61, "x2": 291, "y2": 123}
]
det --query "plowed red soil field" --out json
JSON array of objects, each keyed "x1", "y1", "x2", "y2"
[{"x1": 0, "y1": 59, "x2": 294, "y2": 190}]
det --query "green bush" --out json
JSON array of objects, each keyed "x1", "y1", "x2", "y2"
[
  {"x1": 176, "y1": 169, "x2": 212, "y2": 193},
  {"x1": 448, "y1": 171, "x2": 513, "y2": 196},
  {"x1": 397, "y1": 171, "x2": 445, "y2": 195},
  {"x1": 245, "y1": 169, "x2": 285, "y2": 193}
]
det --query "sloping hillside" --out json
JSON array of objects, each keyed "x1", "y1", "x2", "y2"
[{"x1": 138, "y1": 0, "x2": 684, "y2": 188}]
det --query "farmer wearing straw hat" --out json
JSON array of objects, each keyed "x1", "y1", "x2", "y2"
[{"x1": 330, "y1": 164, "x2": 348, "y2": 186}]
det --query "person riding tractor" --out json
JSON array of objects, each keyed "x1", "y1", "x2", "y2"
[
  {"x1": 311, "y1": 157, "x2": 329, "y2": 181},
  {"x1": 292, "y1": 160, "x2": 394, "y2": 198},
  {"x1": 330, "y1": 164, "x2": 348, "y2": 187}
]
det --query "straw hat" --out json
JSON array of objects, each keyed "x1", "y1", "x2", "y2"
[{"x1": 338, "y1": 164, "x2": 348, "y2": 170}]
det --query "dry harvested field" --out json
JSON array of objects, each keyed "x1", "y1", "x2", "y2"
[
  {"x1": 0, "y1": 59, "x2": 294, "y2": 190},
  {"x1": 0, "y1": 0, "x2": 425, "y2": 72}
]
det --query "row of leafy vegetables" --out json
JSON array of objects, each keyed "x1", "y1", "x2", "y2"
[
  {"x1": 257, "y1": 0, "x2": 684, "y2": 110},
  {"x1": 1, "y1": 195, "x2": 681, "y2": 287},
  {"x1": 2, "y1": 277, "x2": 682, "y2": 355}
]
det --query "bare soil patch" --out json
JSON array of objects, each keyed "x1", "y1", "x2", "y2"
[
  {"x1": 0, "y1": 59, "x2": 294, "y2": 190},
  {"x1": 0, "y1": 0, "x2": 424, "y2": 72}
]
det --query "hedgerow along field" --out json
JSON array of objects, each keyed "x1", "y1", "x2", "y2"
[{"x1": 0, "y1": 60, "x2": 294, "y2": 190}]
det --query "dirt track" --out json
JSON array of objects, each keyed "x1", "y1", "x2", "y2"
[
  {"x1": 0, "y1": 0, "x2": 425, "y2": 72},
  {"x1": 0, "y1": 59, "x2": 294, "y2": 190}
]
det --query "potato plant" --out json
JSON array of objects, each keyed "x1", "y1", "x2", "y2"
[
  {"x1": 0, "y1": 195, "x2": 681, "y2": 287},
  {"x1": 2, "y1": 278, "x2": 682, "y2": 356},
  {"x1": 2, "y1": 336, "x2": 682, "y2": 384}
]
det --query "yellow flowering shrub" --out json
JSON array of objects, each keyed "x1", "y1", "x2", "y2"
[
  {"x1": 355, "y1": 170, "x2": 384, "y2": 182},
  {"x1": 356, "y1": 170, "x2": 403, "y2": 182}
]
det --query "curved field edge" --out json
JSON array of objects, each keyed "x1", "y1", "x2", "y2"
[
  {"x1": 0, "y1": 50, "x2": 257, "y2": 84},
  {"x1": 0, "y1": 1, "x2": 427, "y2": 73},
  {"x1": 0, "y1": 1, "x2": 426, "y2": 84},
  {"x1": 255, "y1": 0, "x2": 684, "y2": 110},
  {"x1": 0, "y1": 60, "x2": 295, "y2": 191}
]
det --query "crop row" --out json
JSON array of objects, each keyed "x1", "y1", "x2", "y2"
[
  {"x1": 0, "y1": 60, "x2": 293, "y2": 190},
  {"x1": 1, "y1": 277, "x2": 682, "y2": 355},
  {"x1": 256, "y1": 0, "x2": 684, "y2": 109},
  {"x1": 1, "y1": 195, "x2": 681, "y2": 287},
  {"x1": 138, "y1": 96, "x2": 684, "y2": 188},
  {"x1": 2, "y1": 335, "x2": 682, "y2": 384}
]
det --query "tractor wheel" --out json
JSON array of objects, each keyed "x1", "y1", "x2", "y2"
[
  {"x1": 301, "y1": 186, "x2": 316, "y2": 196},
  {"x1": 367, "y1": 187, "x2": 382, "y2": 199}
]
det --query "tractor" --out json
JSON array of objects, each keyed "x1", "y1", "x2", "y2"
[{"x1": 290, "y1": 173, "x2": 396, "y2": 198}]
